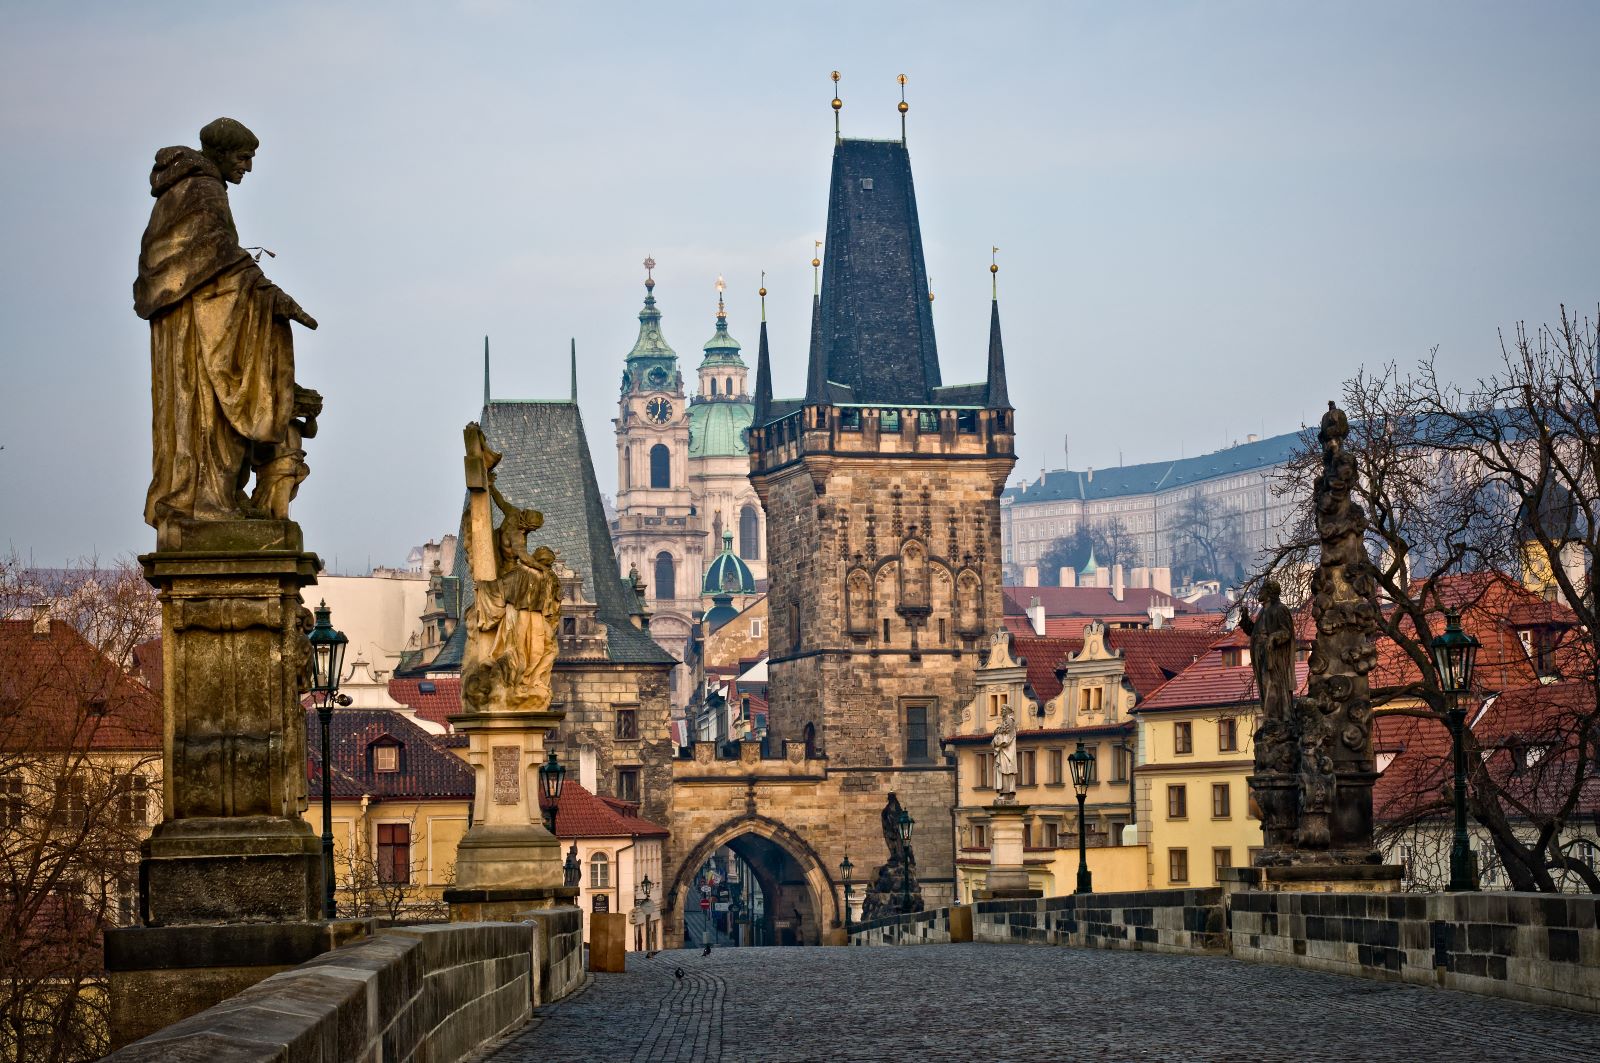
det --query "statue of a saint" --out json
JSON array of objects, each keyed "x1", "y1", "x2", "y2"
[
  {"x1": 461, "y1": 424, "x2": 563, "y2": 713},
  {"x1": 1238, "y1": 580, "x2": 1296, "y2": 723},
  {"x1": 992, "y1": 703, "x2": 1018, "y2": 801},
  {"x1": 135, "y1": 117, "x2": 319, "y2": 546}
]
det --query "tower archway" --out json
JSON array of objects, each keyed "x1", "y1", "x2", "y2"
[{"x1": 667, "y1": 814, "x2": 840, "y2": 948}]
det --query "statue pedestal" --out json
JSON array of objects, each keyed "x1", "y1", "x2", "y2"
[
  {"x1": 979, "y1": 802, "x2": 1041, "y2": 899},
  {"x1": 444, "y1": 708, "x2": 567, "y2": 920},
  {"x1": 138, "y1": 523, "x2": 324, "y2": 925}
]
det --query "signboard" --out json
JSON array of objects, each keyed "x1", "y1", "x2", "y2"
[
  {"x1": 713, "y1": 902, "x2": 730, "y2": 913},
  {"x1": 592, "y1": 895, "x2": 610, "y2": 913},
  {"x1": 700, "y1": 897, "x2": 712, "y2": 911}
]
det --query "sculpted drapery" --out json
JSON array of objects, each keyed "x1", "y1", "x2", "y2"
[{"x1": 135, "y1": 118, "x2": 317, "y2": 544}]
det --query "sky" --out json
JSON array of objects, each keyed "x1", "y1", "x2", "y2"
[{"x1": 1, "y1": 1, "x2": 1596, "y2": 572}]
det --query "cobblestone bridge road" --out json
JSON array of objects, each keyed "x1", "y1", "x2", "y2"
[{"x1": 484, "y1": 944, "x2": 1600, "y2": 1063}]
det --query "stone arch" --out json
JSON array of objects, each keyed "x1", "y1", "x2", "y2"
[
  {"x1": 845, "y1": 567, "x2": 873, "y2": 635},
  {"x1": 666, "y1": 813, "x2": 841, "y2": 945}
]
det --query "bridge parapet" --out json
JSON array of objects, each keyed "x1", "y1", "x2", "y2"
[
  {"x1": 103, "y1": 911, "x2": 584, "y2": 1062},
  {"x1": 677, "y1": 739, "x2": 827, "y2": 777}
]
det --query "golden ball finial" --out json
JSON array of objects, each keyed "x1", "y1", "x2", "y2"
[
  {"x1": 927, "y1": 290, "x2": 936, "y2": 302},
  {"x1": 831, "y1": 97, "x2": 842, "y2": 111},
  {"x1": 990, "y1": 263, "x2": 999, "y2": 274},
  {"x1": 812, "y1": 257, "x2": 821, "y2": 268},
  {"x1": 758, "y1": 286, "x2": 767, "y2": 297},
  {"x1": 897, "y1": 74, "x2": 907, "y2": 86},
  {"x1": 898, "y1": 101, "x2": 909, "y2": 114},
  {"x1": 831, "y1": 70, "x2": 841, "y2": 83}
]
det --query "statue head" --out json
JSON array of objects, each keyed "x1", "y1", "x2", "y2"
[
  {"x1": 531, "y1": 546, "x2": 556, "y2": 568},
  {"x1": 518, "y1": 508, "x2": 544, "y2": 533},
  {"x1": 1259, "y1": 579, "x2": 1281, "y2": 605},
  {"x1": 199, "y1": 117, "x2": 259, "y2": 184}
]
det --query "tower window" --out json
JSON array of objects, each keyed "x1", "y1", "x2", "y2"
[
  {"x1": 739, "y1": 505, "x2": 760, "y2": 561},
  {"x1": 650, "y1": 444, "x2": 670, "y2": 488},
  {"x1": 726, "y1": 377, "x2": 733, "y2": 395},
  {"x1": 654, "y1": 552, "x2": 676, "y2": 601},
  {"x1": 710, "y1": 378, "x2": 719, "y2": 396}
]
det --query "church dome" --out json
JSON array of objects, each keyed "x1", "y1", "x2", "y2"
[
  {"x1": 688, "y1": 400, "x2": 753, "y2": 458},
  {"x1": 702, "y1": 532, "x2": 756, "y2": 596}
]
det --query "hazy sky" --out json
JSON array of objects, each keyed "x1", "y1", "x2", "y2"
[{"x1": 2, "y1": 1, "x2": 1596, "y2": 571}]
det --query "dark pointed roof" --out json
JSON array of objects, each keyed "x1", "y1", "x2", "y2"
[
  {"x1": 804, "y1": 292, "x2": 826, "y2": 403},
  {"x1": 454, "y1": 400, "x2": 674, "y2": 667},
  {"x1": 752, "y1": 319, "x2": 773, "y2": 425},
  {"x1": 985, "y1": 298, "x2": 1010, "y2": 409},
  {"x1": 814, "y1": 139, "x2": 941, "y2": 405}
]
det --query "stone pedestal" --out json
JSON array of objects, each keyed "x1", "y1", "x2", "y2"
[
  {"x1": 981, "y1": 802, "x2": 1041, "y2": 899},
  {"x1": 1223, "y1": 864, "x2": 1403, "y2": 894},
  {"x1": 444, "y1": 708, "x2": 565, "y2": 918}
]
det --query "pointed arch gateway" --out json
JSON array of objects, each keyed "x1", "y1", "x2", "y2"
[{"x1": 666, "y1": 813, "x2": 841, "y2": 947}]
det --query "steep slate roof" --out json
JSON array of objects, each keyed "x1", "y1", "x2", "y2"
[
  {"x1": 552, "y1": 781, "x2": 669, "y2": 839},
  {"x1": 0, "y1": 620, "x2": 161, "y2": 753},
  {"x1": 305, "y1": 707, "x2": 473, "y2": 801},
  {"x1": 455, "y1": 400, "x2": 674, "y2": 667},
  {"x1": 1010, "y1": 628, "x2": 1220, "y2": 704},
  {"x1": 1005, "y1": 429, "x2": 1305, "y2": 503}
]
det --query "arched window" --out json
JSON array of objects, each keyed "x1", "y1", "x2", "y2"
[
  {"x1": 725, "y1": 377, "x2": 733, "y2": 396},
  {"x1": 590, "y1": 851, "x2": 610, "y2": 889},
  {"x1": 654, "y1": 552, "x2": 676, "y2": 601},
  {"x1": 623, "y1": 446, "x2": 631, "y2": 488},
  {"x1": 739, "y1": 505, "x2": 760, "y2": 561},
  {"x1": 803, "y1": 722, "x2": 817, "y2": 759},
  {"x1": 650, "y1": 444, "x2": 670, "y2": 488},
  {"x1": 709, "y1": 378, "x2": 718, "y2": 396}
]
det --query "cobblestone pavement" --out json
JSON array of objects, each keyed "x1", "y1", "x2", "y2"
[{"x1": 486, "y1": 944, "x2": 1600, "y2": 1063}]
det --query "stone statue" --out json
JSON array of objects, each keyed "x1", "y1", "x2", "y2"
[
  {"x1": 461, "y1": 423, "x2": 562, "y2": 713},
  {"x1": 863, "y1": 792, "x2": 923, "y2": 919},
  {"x1": 1238, "y1": 581, "x2": 1295, "y2": 725},
  {"x1": 135, "y1": 117, "x2": 319, "y2": 547},
  {"x1": 992, "y1": 703, "x2": 1018, "y2": 802}
]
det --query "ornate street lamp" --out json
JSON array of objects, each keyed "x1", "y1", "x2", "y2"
[
  {"x1": 307, "y1": 600, "x2": 348, "y2": 920},
  {"x1": 1432, "y1": 610, "x2": 1481, "y2": 892},
  {"x1": 1068, "y1": 741, "x2": 1094, "y2": 894},
  {"x1": 839, "y1": 853, "x2": 854, "y2": 934},
  {"x1": 640, "y1": 874, "x2": 653, "y2": 901},
  {"x1": 563, "y1": 842, "x2": 581, "y2": 888},
  {"x1": 537, "y1": 748, "x2": 566, "y2": 833},
  {"x1": 896, "y1": 809, "x2": 914, "y2": 912}
]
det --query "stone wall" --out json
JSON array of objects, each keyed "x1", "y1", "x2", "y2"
[
  {"x1": 103, "y1": 915, "x2": 586, "y2": 1062},
  {"x1": 852, "y1": 889, "x2": 1600, "y2": 1015}
]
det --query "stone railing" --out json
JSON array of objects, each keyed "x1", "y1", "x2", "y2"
[
  {"x1": 850, "y1": 888, "x2": 1600, "y2": 1014},
  {"x1": 104, "y1": 911, "x2": 584, "y2": 1062}
]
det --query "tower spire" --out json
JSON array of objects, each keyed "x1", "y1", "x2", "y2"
[
  {"x1": 483, "y1": 335, "x2": 490, "y2": 406},
  {"x1": 897, "y1": 74, "x2": 908, "y2": 142},
  {"x1": 805, "y1": 245, "x2": 825, "y2": 403},
  {"x1": 831, "y1": 70, "x2": 842, "y2": 142},
  {"x1": 754, "y1": 277, "x2": 772, "y2": 426},
  {"x1": 986, "y1": 251, "x2": 1010, "y2": 410},
  {"x1": 570, "y1": 338, "x2": 578, "y2": 401}
]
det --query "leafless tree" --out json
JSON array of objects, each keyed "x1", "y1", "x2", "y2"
[
  {"x1": 1038, "y1": 517, "x2": 1142, "y2": 584},
  {"x1": 1170, "y1": 494, "x2": 1246, "y2": 586},
  {"x1": 335, "y1": 809, "x2": 451, "y2": 924}
]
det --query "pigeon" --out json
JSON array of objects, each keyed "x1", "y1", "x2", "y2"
[{"x1": 674, "y1": 967, "x2": 685, "y2": 981}]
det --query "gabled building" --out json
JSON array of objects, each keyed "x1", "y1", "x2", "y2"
[{"x1": 553, "y1": 782, "x2": 669, "y2": 952}]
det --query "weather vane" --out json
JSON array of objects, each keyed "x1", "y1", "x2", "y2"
[
  {"x1": 715, "y1": 274, "x2": 727, "y2": 319},
  {"x1": 831, "y1": 70, "x2": 842, "y2": 140},
  {"x1": 759, "y1": 271, "x2": 767, "y2": 320},
  {"x1": 991, "y1": 246, "x2": 999, "y2": 297},
  {"x1": 898, "y1": 74, "x2": 908, "y2": 140},
  {"x1": 644, "y1": 255, "x2": 656, "y2": 290},
  {"x1": 812, "y1": 240, "x2": 823, "y2": 296}
]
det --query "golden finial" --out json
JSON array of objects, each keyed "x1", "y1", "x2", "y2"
[
  {"x1": 644, "y1": 255, "x2": 656, "y2": 291},
  {"x1": 812, "y1": 240, "x2": 822, "y2": 296},
  {"x1": 759, "y1": 271, "x2": 767, "y2": 321},
  {"x1": 715, "y1": 274, "x2": 727, "y2": 319},
  {"x1": 831, "y1": 70, "x2": 842, "y2": 140},
  {"x1": 991, "y1": 246, "x2": 999, "y2": 298},
  {"x1": 897, "y1": 74, "x2": 908, "y2": 140},
  {"x1": 927, "y1": 277, "x2": 935, "y2": 303}
]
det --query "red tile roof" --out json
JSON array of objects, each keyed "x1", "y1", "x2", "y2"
[
  {"x1": 551, "y1": 781, "x2": 668, "y2": 839},
  {"x1": 387, "y1": 676, "x2": 462, "y2": 730},
  {"x1": 1002, "y1": 585, "x2": 1177, "y2": 619},
  {"x1": 1008, "y1": 627, "x2": 1221, "y2": 703},
  {"x1": 1134, "y1": 632, "x2": 1310, "y2": 713},
  {"x1": 0, "y1": 620, "x2": 161, "y2": 753}
]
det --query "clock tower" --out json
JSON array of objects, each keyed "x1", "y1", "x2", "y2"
[{"x1": 612, "y1": 259, "x2": 703, "y2": 707}]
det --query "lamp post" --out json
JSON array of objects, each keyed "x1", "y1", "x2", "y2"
[
  {"x1": 1432, "y1": 610, "x2": 1481, "y2": 892},
  {"x1": 537, "y1": 748, "x2": 566, "y2": 833},
  {"x1": 639, "y1": 874, "x2": 654, "y2": 951},
  {"x1": 839, "y1": 854, "x2": 854, "y2": 934},
  {"x1": 307, "y1": 600, "x2": 348, "y2": 920},
  {"x1": 896, "y1": 809, "x2": 914, "y2": 913},
  {"x1": 1068, "y1": 741, "x2": 1093, "y2": 894}
]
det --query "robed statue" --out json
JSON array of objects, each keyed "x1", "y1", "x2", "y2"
[
  {"x1": 461, "y1": 423, "x2": 562, "y2": 714},
  {"x1": 135, "y1": 117, "x2": 319, "y2": 547},
  {"x1": 1238, "y1": 580, "x2": 1296, "y2": 725},
  {"x1": 992, "y1": 703, "x2": 1019, "y2": 802}
]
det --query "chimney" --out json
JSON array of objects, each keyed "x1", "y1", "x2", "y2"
[
  {"x1": 579, "y1": 746, "x2": 598, "y2": 793},
  {"x1": 1028, "y1": 596, "x2": 1046, "y2": 636},
  {"x1": 31, "y1": 603, "x2": 50, "y2": 637},
  {"x1": 1086, "y1": 466, "x2": 1094, "y2": 484},
  {"x1": 1058, "y1": 567, "x2": 1076, "y2": 588},
  {"x1": 1152, "y1": 567, "x2": 1173, "y2": 596},
  {"x1": 1112, "y1": 564, "x2": 1125, "y2": 602},
  {"x1": 1022, "y1": 565, "x2": 1039, "y2": 588}
]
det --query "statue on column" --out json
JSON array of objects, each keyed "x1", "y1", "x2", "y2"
[
  {"x1": 992, "y1": 703, "x2": 1019, "y2": 803},
  {"x1": 134, "y1": 117, "x2": 320, "y2": 547},
  {"x1": 461, "y1": 423, "x2": 563, "y2": 713}
]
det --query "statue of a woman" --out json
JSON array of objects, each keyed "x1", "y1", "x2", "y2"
[{"x1": 1238, "y1": 580, "x2": 1295, "y2": 724}]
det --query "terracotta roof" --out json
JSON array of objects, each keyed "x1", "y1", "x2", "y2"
[
  {"x1": 1002, "y1": 585, "x2": 1177, "y2": 619},
  {"x1": 305, "y1": 707, "x2": 474, "y2": 801},
  {"x1": 1134, "y1": 632, "x2": 1310, "y2": 713},
  {"x1": 387, "y1": 676, "x2": 462, "y2": 730},
  {"x1": 1008, "y1": 627, "x2": 1221, "y2": 703},
  {"x1": 0, "y1": 619, "x2": 161, "y2": 753},
  {"x1": 551, "y1": 781, "x2": 669, "y2": 839}
]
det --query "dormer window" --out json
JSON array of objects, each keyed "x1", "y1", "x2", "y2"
[{"x1": 373, "y1": 743, "x2": 400, "y2": 773}]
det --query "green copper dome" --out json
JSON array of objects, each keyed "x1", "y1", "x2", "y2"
[
  {"x1": 688, "y1": 399, "x2": 753, "y2": 458},
  {"x1": 702, "y1": 532, "x2": 756, "y2": 595},
  {"x1": 701, "y1": 313, "x2": 744, "y2": 366},
  {"x1": 1080, "y1": 546, "x2": 1098, "y2": 577}
]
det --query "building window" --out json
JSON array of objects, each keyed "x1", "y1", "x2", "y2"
[
  {"x1": 1174, "y1": 722, "x2": 1193, "y2": 755},
  {"x1": 974, "y1": 751, "x2": 994, "y2": 789},
  {"x1": 1111, "y1": 745, "x2": 1131, "y2": 783},
  {"x1": 750, "y1": 617, "x2": 762, "y2": 637},
  {"x1": 1169, "y1": 848, "x2": 1189, "y2": 884},
  {"x1": 377, "y1": 823, "x2": 411, "y2": 885},
  {"x1": 987, "y1": 692, "x2": 1007, "y2": 717},
  {"x1": 971, "y1": 822, "x2": 988, "y2": 848},
  {"x1": 590, "y1": 852, "x2": 610, "y2": 889},
  {"x1": 1167, "y1": 784, "x2": 1188, "y2": 820},
  {"x1": 1219, "y1": 718, "x2": 1238, "y2": 752},
  {"x1": 739, "y1": 505, "x2": 761, "y2": 561},
  {"x1": 881, "y1": 409, "x2": 901, "y2": 433},
  {"x1": 617, "y1": 767, "x2": 640, "y2": 804},
  {"x1": 115, "y1": 775, "x2": 149, "y2": 827},
  {"x1": 1048, "y1": 748, "x2": 1064, "y2": 785},
  {"x1": 649, "y1": 444, "x2": 671, "y2": 488},
  {"x1": 1212, "y1": 783, "x2": 1231, "y2": 818},
  {"x1": 841, "y1": 408, "x2": 862, "y2": 431},
  {"x1": 1, "y1": 775, "x2": 24, "y2": 829},
  {"x1": 1079, "y1": 686, "x2": 1103, "y2": 713},
  {"x1": 615, "y1": 709, "x2": 639, "y2": 740},
  {"x1": 917, "y1": 410, "x2": 938, "y2": 433},
  {"x1": 1221, "y1": 648, "x2": 1244, "y2": 668},
  {"x1": 373, "y1": 744, "x2": 400, "y2": 773},
  {"x1": 654, "y1": 552, "x2": 676, "y2": 601},
  {"x1": 1023, "y1": 822, "x2": 1033, "y2": 847},
  {"x1": 904, "y1": 703, "x2": 932, "y2": 763},
  {"x1": 53, "y1": 774, "x2": 87, "y2": 826},
  {"x1": 1019, "y1": 749, "x2": 1036, "y2": 787},
  {"x1": 803, "y1": 722, "x2": 818, "y2": 758},
  {"x1": 883, "y1": 617, "x2": 891, "y2": 642},
  {"x1": 1213, "y1": 847, "x2": 1233, "y2": 882},
  {"x1": 1042, "y1": 821, "x2": 1060, "y2": 848},
  {"x1": 709, "y1": 378, "x2": 719, "y2": 396}
]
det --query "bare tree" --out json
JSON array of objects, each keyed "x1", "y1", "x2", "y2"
[
  {"x1": 1170, "y1": 494, "x2": 1246, "y2": 586},
  {"x1": 335, "y1": 808, "x2": 451, "y2": 924},
  {"x1": 1038, "y1": 517, "x2": 1142, "y2": 584},
  {"x1": 1246, "y1": 309, "x2": 1599, "y2": 893},
  {"x1": 0, "y1": 556, "x2": 161, "y2": 1061}
]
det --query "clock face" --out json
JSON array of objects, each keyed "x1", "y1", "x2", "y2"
[{"x1": 647, "y1": 397, "x2": 672, "y2": 423}]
